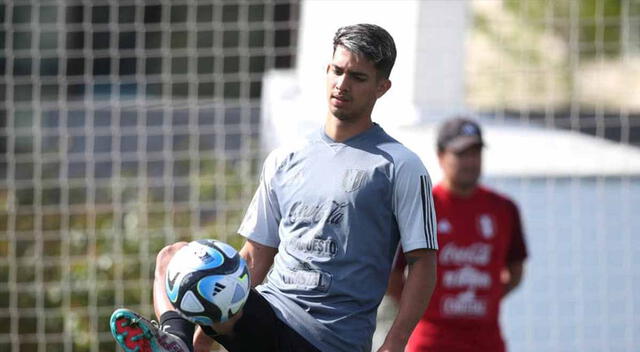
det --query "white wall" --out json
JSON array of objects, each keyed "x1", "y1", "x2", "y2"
[{"x1": 261, "y1": 0, "x2": 469, "y2": 152}]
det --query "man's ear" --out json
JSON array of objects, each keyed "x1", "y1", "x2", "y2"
[
  {"x1": 437, "y1": 150, "x2": 446, "y2": 167},
  {"x1": 376, "y1": 79, "x2": 392, "y2": 99}
]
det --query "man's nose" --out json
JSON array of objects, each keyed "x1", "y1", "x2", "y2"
[{"x1": 335, "y1": 75, "x2": 348, "y2": 91}]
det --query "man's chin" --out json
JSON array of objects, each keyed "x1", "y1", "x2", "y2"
[
  {"x1": 330, "y1": 108, "x2": 351, "y2": 121},
  {"x1": 458, "y1": 178, "x2": 480, "y2": 190}
]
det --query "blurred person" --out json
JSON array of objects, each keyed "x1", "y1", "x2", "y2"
[
  {"x1": 110, "y1": 23, "x2": 438, "y2": 352},
  {"x1": 388, "y1": 117, "x2": 528, "y2": 352}
]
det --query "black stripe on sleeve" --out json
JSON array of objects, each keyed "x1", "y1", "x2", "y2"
[
  {"x1": 426, "y1": 176, "x2": 436, "y2": 248},
  {"x1": 420, "y1": 175, "x2": 435, "y2": 248}
]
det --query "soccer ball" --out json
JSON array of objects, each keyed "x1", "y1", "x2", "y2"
[{"x1": 165, "y1": 239, "x2": 250, "y2": 326}]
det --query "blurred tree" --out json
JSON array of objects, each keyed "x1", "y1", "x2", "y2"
[{"x1": 504, "y1": 0, "x2": 634, "y2": 58}]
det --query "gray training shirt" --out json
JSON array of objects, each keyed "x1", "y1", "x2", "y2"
[{"x1": 238, "y1": 124, "x2": 438, "y2": 352}]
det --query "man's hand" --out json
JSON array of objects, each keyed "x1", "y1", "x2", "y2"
[
  {"x1": 502, "y1": 260, "x2": 525, "y2": 297},
  {"x1": 376, "y1": 338, "x2": 406, "y2": 352}
]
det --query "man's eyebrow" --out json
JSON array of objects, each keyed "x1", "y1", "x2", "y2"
[
  {"x1": 331, "y1": 64, "x2": 369, "y2": 79},
  {"x1": 350, "y1": 72, "x2": 369, "y2": 79}
]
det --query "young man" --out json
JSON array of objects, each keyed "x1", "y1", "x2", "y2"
[
  {"x1": 111, "y1": 24, "x2": 438, "y2": 352},
  {"x1": 388, "y1": 117, "x2": 528, "y2": 352}
]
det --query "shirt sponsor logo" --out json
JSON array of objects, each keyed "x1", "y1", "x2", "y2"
[
  {"x1": 442, "y1": 266, "x2": 492, "y2": 289},
  {"x1": 287, "y1": 201, "x2": 347, "y2": 225},
  {"x1": 342, "y1": 169, "x2": 367, "y2": 193},
  {"x1": 288, "y1": 237, "x2": 338, "y2": 258},
  {"x1": 441, "y1": 291, "x2": 487, "y2": 317},
  {"x1": 440, "y1": 243, "x2": 492, "y2": 266},
  {"x1": 277, "y1": 266, "x2": 332, "y2": 292}
]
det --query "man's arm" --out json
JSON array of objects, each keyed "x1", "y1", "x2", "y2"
[
  {"x1": 378, "y1": 248, "x2": 436, "y2": 352},
  {"x1": 503, "y1": 199, "x2": 527, "y2": 297},
  {"x1": 239, "y1": 238, "x2": 278, "y2": 287},
  {"x1": 502, "y1": 260, "x2": 525, "y2": 297},
  {"x1": 386, "y1": 262, "x2": 405, "y2": 304}
]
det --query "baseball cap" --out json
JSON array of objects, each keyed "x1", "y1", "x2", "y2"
[{"x1": 437, "y1": 117, "x2": 484, "y2": 152}]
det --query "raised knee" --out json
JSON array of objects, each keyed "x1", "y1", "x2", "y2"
[{"x1": 155, "y1": 241, "x2": 188, "y2": 277}]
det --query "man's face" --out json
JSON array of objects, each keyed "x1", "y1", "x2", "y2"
[
  {"x1": 326, "y1": 45, "x2": 390, "y2": 122},
  {"x1": 438, "y1": 144, "x2": 483, "y2": 190}
]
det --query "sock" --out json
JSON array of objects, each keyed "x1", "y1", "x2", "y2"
[
  {"x1": 200, "y1": 325, "x2": 219, "y2": 338},
  {"x1": 160, "y1": 311, "x2": 195, "y2": 351}
]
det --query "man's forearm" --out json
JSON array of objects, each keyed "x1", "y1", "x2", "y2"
[
  {"x1": 239, "y1": 239, "x2": 278, "y2": 287},
  {"x1": 380, "y1": 249, "x2": 436, "y2": 351}
]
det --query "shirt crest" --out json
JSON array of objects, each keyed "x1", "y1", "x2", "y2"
[
  {"x1": 342, "y1": 169, "x2": 367, "y2": 193},
  {"x1": 478, "y1": 214, "x2": 495, "y2": 239}
]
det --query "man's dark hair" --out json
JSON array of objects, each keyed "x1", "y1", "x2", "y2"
[{"x1": 333, "y1": 24, "x2": 397, "y2": 79}]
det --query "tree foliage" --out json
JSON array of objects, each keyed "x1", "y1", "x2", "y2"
[{"x1": 504, "y1": 0, "x2": 633, "y2": 58}]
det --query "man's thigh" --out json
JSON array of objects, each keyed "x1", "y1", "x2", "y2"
[{"x1": 206, "y1": 289, "x2": 320, "y2": 352}]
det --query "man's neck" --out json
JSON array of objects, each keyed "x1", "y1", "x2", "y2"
[
  {"x1": 441, "y1": 179, "x2": 477, "y2": 198},
  {"x1": 324, "y1": 113, "x2": 373, "y2": 142}
]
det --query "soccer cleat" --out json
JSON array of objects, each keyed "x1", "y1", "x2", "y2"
[{"x1": 110, "y1": 308, "x2": 191, "y2": 352}]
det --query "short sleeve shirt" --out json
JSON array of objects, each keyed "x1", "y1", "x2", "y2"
[
  {"x1": 405, "y1": 184, "x2": 528, "y2": 352},
  {"x1": 238, "y1": 124, "x2": 438, "y2": 352}
]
